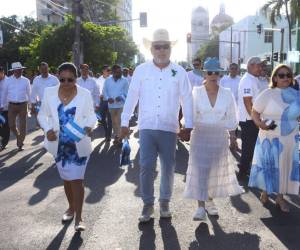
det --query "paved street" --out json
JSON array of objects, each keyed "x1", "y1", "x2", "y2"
[{"x1": 0, "y1": 117, "x2": 300, "y2": 250}]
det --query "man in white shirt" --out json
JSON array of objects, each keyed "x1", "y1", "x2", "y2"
[
  {"x1": 220, "y1": 63, "x2": 241, "y2": 150},
  {"x1": 237, "y1": 57, "x2": 262, "y2": 179},
  {"x1": 187, "y1": 58, "x2": 204, "y2": 88},
  {"x1": 97, "y1": 65, "x2": 112, "y2": 141},
  {"x1": 120, "y1": 29, "x2": 193, "y2": 222},
  {"x1": 257, "y1": 61, "x2": 270, "y2": 92},
  {"x1": 1, "y1": 62, "x2": 31, "y2": 151},
  {"x1": 0, "y1": 67, "x2": 10, "y2": 151},
  {"x1": 30, "y1": 62, "x2": 59, "y2": 123},
  {"x1": 77, "y1": 64, "x2": 100, "y2": 112}
]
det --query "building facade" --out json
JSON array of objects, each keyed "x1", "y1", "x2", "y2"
[
  {"x1": 219, "y1": 11, "x2": 293, "y2": 70},
  {"x1": 116, "y1": 0, "x2": 133, "y2": 37},
  {"x1": 190, "y1": 6, "x2": 209, "y2": 63}
]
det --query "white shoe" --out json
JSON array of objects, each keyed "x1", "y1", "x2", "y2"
[
  {"x1": 193, "y1": 207, "x2": 206, "y2": 221},
  {"x1": 139, "y1": 205, "x2": 154, "y2": 222},
  {"x1": 206, "y1": 201, "x2": 218, "y2": 216},
  {"x1": 160, "y1": 202, "x2": 172, "y2": 218}
]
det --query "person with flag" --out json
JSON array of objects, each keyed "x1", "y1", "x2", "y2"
[{"x1": 38, "y1": 62, "x2": 97, "y2": 232}]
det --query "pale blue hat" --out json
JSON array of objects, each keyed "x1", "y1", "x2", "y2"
[{"x1": 203, "y1": 57, "x2": 223, "y2": 72}]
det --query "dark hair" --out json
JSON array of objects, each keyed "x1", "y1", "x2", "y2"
[
  {"x1": 57, "y1": 62, "x2": 78, "y2": 78},
  {"x1": 0, "y1": 66, "x2": 4, "y2": 72},
  {"x1": 102, "y1": 65, "x2": 110, "y2": 71},
  {"x1": 270, "y1": 64, "x2": 294, "y2": 88},
  {"x1": 229, "y1": 63, "x2": 238, "y2": 68},
  {"x1": 40, "y1": 62, "x2": 48, "y2": 67},
  {"x1": 193, "y1": 58, "x2": 201, "y2": 63},
  {"x1": 112, "y1": 64, "x2": 121, "y2": 71}
]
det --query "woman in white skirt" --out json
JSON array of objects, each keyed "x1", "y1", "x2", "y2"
[
  {"x1": 184, "y1": 58, "x2": 244, "y2": 220},
  {"x1": 38, "y1": 62, "x2": 97, "y2": 231}
]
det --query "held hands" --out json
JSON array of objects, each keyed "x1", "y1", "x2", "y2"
[
  {"x1": 108, "y1": 98, "x2": 114, "y2": 104},
  {"x1": 46, "y1": 130, "x2": 57, "y2": 141},
  {"x1": 120, "y1": 126, "x2": 130, "y2": 139},
  {"x1": 85, "y1": 127, "x2": 93, "y2": 137},
  {"x1": 178, "y1": 128, "x2": 192, "y2": 141}
]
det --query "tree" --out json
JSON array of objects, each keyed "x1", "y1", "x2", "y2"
[
  {"x1": 0, "y1": 15, "x2": 44, "y2": 70},
  {"x1": 262, "y1": 0, "x2": 300, "y2": 50},
  {"x1": 198, "y1": 37, "x2": 219, "y2": 61},
  {"x1": 21, "y1": 17, "x2": 138, "y2": 72}
]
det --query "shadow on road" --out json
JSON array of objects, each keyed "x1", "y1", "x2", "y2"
[
  {"x1": 138, "y1": 219, "x2": 156, "y2": 250},
  {"x1": 159, "y1": 218, "x2": 181, "y2": 250},
  {"x1": 31, "y1": 135, "x2": 44, "y2": 146},
  {"x1": 28, "y1": 163, "x2": 61, "y2": 205},
  {"x1": 0, "y1": 147, "x2": 46, "y2": 191},
  {"x1": 46, "y1": 221, "x2": 72, "y2": 250},
  {"x1": 125, "y1": 149, "x2": 141, "y2": 197},
  {"x1": 0, "y1": 149, "x2": 20, "y2": 166},
  {"x1": 175, "y1": 141, "x2": 189, "y2": 175},
  {"x1": 189, "y1": 219, "x2": 260, "y2": 250},
  {"x1": 84, "y1": 139, "x2": 124, "y2": 204}
]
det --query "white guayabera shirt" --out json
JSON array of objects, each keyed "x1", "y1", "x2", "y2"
[{"x1": 121, "y1": 61, "x2": 193, "y2": 133}]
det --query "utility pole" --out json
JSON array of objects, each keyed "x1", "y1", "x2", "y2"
[
  {"x1": 73, "y1": 0, "x2": 82, "y2": 68},
  {"x1": 279, "y1": 28, "x2": 285, "y2": 63}
]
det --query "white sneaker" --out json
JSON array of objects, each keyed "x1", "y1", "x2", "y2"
[
  {"x1": 193, "y1": 207, "x2": 206, "y2": 221},
  {"x1": 160, "y1": 202, "x2": 172, "y2": 218},
  {"x1": 206, "y1": 201, "x2": 218, "y2": 216},
  {"x1": 139, "y1": 205, "x2": 154, "y2": 222}
]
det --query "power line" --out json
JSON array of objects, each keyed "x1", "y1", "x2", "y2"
[
  {"x1": 37, "y1": 1, "x2": 65, "y2": 18},
  {"x1": 0, "y1": 19, "x2": 40, "y2": 37},
  {"x1": 40, "y1": 0, "x2": 67, "y2": 16}
]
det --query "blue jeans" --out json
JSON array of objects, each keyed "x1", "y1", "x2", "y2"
[
  {"x1": 139, "y1": 129, "x2": 177, "y2": 205},
  {"x1": 99, "y1": 100, "x2": 112, "y2": 138}
]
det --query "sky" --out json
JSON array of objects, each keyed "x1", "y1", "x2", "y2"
[{"x1": 0, "y1": 0, "x2": 267, "y2": 61}]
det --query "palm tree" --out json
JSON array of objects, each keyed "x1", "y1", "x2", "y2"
[{"x1": 262, "y1": 0, "x2": 300, "y2": 51}]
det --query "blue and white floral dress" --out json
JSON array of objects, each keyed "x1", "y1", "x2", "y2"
[
  {"x1": 55, "y1": 97, "x2": 88, "y2": 181},
  {"x1": 249, "y1": 87, "x2": 300, "y2": 194}
]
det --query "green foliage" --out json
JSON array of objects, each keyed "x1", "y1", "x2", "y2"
[
  {"x1": 20, "y1": 18, "x2": 137, "y2": 72},
  {"x1": 0, "y1": 16, "x2": 45, "y2": 69},
  {"x1": 197, "y1": 37, "x2": 219, "y2": 61}
]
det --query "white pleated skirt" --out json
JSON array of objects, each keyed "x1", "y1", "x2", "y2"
[
  {"x1": 56, "y1": 159, "x2": 89, "y2": 181},
  {"x1": 184, "y1": 124, "x2": 244, "y2": 201}
]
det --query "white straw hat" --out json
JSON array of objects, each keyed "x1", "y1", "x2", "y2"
[
  {"x1": 143, "y1": 29, "x2": 177, "y2": 49},
  {"x1": 9, "y1": 62, "x2": 26, "y2": 71}
]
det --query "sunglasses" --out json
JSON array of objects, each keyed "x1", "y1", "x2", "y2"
[
  {"x1": 59, "y1": 77, "x2": 75, "y2": 83},
  {"x1": 193, "y1": 63, "x2": 200, "y2": 67},
  {"x1": 207, "y1": 71, "x2": 219, "y2": 76},
  {"x1": 153, "y1": 44, "x2": 170, "y2": 50},
  {"x1": 277, "y1": 73, "x2": 292, "y2": 79}
]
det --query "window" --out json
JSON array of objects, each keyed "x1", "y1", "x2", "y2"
[{"x1": 264, "y1": 30, "x2": 273, "y2": 43}]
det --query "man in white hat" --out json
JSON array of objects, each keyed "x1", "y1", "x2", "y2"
[
  {"x1": 0, "y1": 62, "x2": 31, "y2": 151},
  {"x1": 120, "y1": 29, "x2": 193, "y2": 222},
  {"x1": 237, "y1": 56, "x2": 262, "y2": 179}
]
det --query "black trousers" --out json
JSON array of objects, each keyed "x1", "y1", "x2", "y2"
[
  {"x1": 239, "y1": 120, "x2": 259, "y2": 173},
  {"x1": 0, "y1": 111, "x2": 10, "y2": 148},
  {"x1": 99, "y1": 100, "x2": 112, "y2": 138}
]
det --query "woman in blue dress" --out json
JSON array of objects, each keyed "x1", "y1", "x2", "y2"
[
  {"x1": 38, "y1": 63, "x2": 97, "y2": 231},
  {"x1": 249, "y1": 64, "x2": 300, "y2": 212}
]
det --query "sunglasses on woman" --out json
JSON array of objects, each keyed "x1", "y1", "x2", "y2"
[
  {"x1": 59, "y1": 77, "x2": 75, "y2": 83},
  {"x1": 207, "y1": 71, "x2": 219, "y2": 76},
  {"x1": 276, "y1": 73, "x2": 292, "y2": 79}
]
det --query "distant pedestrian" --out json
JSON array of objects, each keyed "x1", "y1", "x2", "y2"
[
  {"x1": 38, "y1": 62, "x2": 97, "y2": 231},
  {"x1": 249, "y1": 64, "x2": 300, "y2": 213},
  {"x1": 220, "y1": 63, "x2": 241, "y2": 150},
  {"x1": 121, "y1": 29, "x2": 193, "y2": 222},
  {"x1": 103, "y1": 64, "x2": 129, "y2": 145},
  {"x1": 0, "y1": 66, "x2": 10, "y2": 151},
  {"x1": 184, "y1": 58, "x2": 243, "y2": 221},
  {"x1": 1, "y1": 62, "x2": 31, "y2": 151},
  {"x1": 187, "y1": 58, "x2": 204, "y2": 88},
  {"x1": 77, "y1": 64, "x2": 100, "y2": 112},
  {"x1": 30, "y1": 62, "x2": 59, "y2": 127},
  {"x1": 237, "y1": 57, "x2": 262, "y2": 179},
  {"x1": 97, "y1": 65, "x2": 112, "y2": 142}
]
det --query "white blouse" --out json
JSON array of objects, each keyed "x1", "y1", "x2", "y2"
[{"x1": 193, "y1": 85, "x2": 238, "y2": 130}]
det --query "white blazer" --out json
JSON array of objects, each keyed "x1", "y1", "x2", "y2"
[{"x1": 38, "y1": 84, "x2": 97, "y2": 158}]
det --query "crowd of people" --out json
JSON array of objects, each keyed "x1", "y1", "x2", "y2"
[{"x1": 0, "y1": 28, "x2": 299, "y2": 231}]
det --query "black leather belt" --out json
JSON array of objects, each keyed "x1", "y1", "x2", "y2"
[{"x1": 9, "y1": 102, "x2": 27, "y2": 105}]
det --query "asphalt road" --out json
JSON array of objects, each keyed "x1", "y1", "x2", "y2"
[{"x1": 0, "y1": 117, "x2": 300, "y2": 250}]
